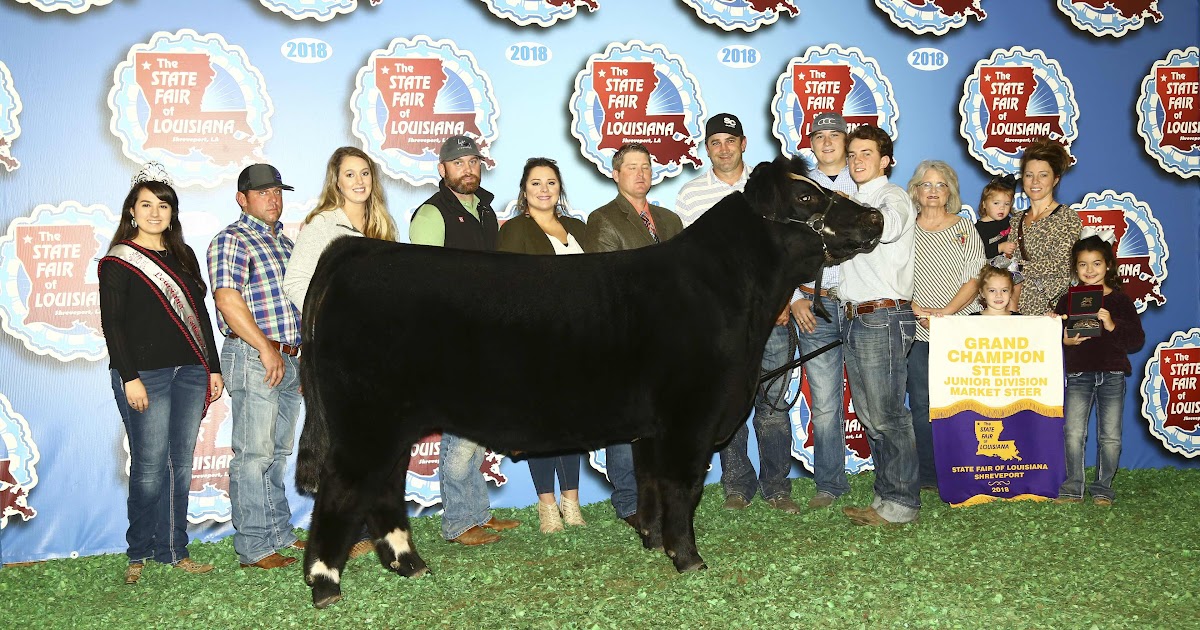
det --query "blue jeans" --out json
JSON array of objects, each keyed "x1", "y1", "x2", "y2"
[
  {"x1": 528, "y1": 454, "x2": 581, "y2": 495},
  {"x1": 223, "y1": 338, "x2": 302, "y2": 564},
  {"x1": 439, "y1": 432, "x2": 492, "y2": 539},
  {"x1": 842, "y1": 303, "x2": 920, "y2": 523},
  {"x1": 1060, "y1": 371, "x2": 1126, "y2": 500},
  {"x1": 110, "y1": 365, "x2": 207, "y2": 565},
  {"x1": 606, "y1": 443, "x2": 637, "y2": 519},
  {"x1": 798, "y1": 295, "x2": 850, "y2": 498},
  {"x1": 720, "y1": 324, "x2": 794, "y2": 501},
  {"x1": 906, "y1": 340, "x2": 938, "y2": 488}
]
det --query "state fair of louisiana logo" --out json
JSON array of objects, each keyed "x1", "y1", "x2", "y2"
[
  {"x1": 959, "y1": 47, "x2": 1079, "y2": 175},
  {"x1": 351, "y1": 36, "x2": 500, "y2": 187},
  {"x1": 679, "y1": 0, "x2": 799, "y2": 32},
  {"x1": 788, "y1": 369, "x2": 874, "y2": 475},
  {"x1": 258, "y1": 0, "x2": 360, "y2": 21},
  {"x1": 873, "y1": 0, "x2": 986, "y2": 36},
  {"x1": 1073, "y1": 190, "x2": 1168, "y2": 314},
  {"x1": 479, "y1": 0, "x2": 598, "y2": 27},
  {"x1": 108, "y1": 29, "x2": 274, "y2": 189},
  {"x1": 0, "y1": 203, "x2": 114, "y2": 362},
  {"x1": 771, "y1": 45, "x2": 900, "y2": 156},
  {"x1": 405, "y1": 433, "x2": 509, "y2": 508},
  {"x1": 1136, "y1": 48, "x2": 1200, "y2": 179},
  {"x1": 0, "y1": 394, "x2": 39, "y2": 529},
  {"x1": 570, "y1": 41, "x2": 706, "y2": 184},
  {"x1": 0, "y1": 61, "x2": 21, "y2": 172},
  {"x1": 1140, "y1": 329, "x2": 1200, "y2": 457},
  {"x1": 1057, "y1": 0, "x2": 1162, "y2": 37},
  {"x1": 12, "y1": 0, "x2": 110, "y2": 13}
]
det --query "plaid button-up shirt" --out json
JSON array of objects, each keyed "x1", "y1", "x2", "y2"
[{"x1": 207, "y1": 212, "x2": 302, "y2": 347}]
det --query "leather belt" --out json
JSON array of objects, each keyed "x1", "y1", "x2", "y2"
[
  {"x1": 227, "y1": 333, "x2": 300, "y2": 357},
  {"x1": 845, "y1": 298, "x2": 909, "y2": 319},
  {"x1": 799, "y1": 285, "x2": 838, "y2": 300}
]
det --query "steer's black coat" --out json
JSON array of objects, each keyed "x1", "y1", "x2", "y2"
[{"x1": 294, "y1": 156, "x2": 882, "y2": 608}]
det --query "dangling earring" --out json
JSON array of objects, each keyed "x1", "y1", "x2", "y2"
[
  {"x1": 130, "y1": 218, "x2": 138, "y2": 228},
  {"x1": 166, "y1": 223, "x2": 172, "y2": 231}
]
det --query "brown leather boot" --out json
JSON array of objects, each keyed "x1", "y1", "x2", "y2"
[{"x1": 447, "y1": 525, "x2": 500, "y2": 546}]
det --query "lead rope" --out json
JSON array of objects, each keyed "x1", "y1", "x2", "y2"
[{"x1": 758, "y1": 315, "x2": 804, "y2": 413}]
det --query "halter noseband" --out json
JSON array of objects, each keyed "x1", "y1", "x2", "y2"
[{"x1": 768, "y1": 172, "x2": 842, "y2": 260}]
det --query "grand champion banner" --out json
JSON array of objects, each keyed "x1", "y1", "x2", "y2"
[{"x1": 928, "y1": 316, "x2": 1065, "y2": 506}]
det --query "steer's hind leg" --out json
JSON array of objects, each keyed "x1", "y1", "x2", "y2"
[
  {"x1": 304, "y1": 459, "x2": 367, "y2": 609},
  {"x1": 632, "y1": 439, "x2": 663, "y2": 551},
  {"x1": 658, "y1": 443, "x2": 709, "y2": 573},
  {"x1": 365, "y1": 451, "x2": 429, "y2": 579}
]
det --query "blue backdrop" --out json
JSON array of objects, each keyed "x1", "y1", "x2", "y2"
[{"x1": 0, "y1": 0, "x2": 1196, "y2": 564}]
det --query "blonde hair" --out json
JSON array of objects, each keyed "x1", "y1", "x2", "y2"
[{"x1": 308, "y1": 146, "x2": 397, "y2": 241}]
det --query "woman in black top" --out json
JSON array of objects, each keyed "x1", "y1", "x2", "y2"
[{"x1": 98, "y1": 168, "x2": 223, "y2": 584}]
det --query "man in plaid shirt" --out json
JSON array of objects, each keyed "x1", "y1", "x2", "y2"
[{"x1": 208, "y1": 164, "x2": 305, "y2": 570}]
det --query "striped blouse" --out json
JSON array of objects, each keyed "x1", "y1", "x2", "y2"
[{"x1": 912, "y1": 215, "x2": 986, "y2": 342}]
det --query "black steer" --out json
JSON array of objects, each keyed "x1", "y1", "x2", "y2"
[{"x1": 294, "y1": 155, "x2": 883, "y2": 608}]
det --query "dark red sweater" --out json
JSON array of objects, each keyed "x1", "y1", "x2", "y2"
[{"x1": 1054, "y1": 288, "x2": 1145, "y2": 375}]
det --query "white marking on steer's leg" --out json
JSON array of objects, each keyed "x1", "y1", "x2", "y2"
[
  {"x1": 384, "y1": 528, "x2": 412, "y2": 556},
  {"x1": 309, "y1": 560, "x2": 341, "y2": 584}
]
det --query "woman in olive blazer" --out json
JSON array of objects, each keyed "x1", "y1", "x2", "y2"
[{"x1": 496, "y1": 157, "x2": 593, "y2": 534}]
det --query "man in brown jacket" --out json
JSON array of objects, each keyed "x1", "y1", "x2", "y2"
[{"x1": 584, "y1": 142, "x2": 683, "y2": 531}]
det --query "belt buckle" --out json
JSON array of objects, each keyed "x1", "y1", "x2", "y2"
[{"x1": 827, "y1": 286, "x2": 839, "y2": 301}]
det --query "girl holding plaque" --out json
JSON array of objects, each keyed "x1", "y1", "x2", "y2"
[
  {"x1": 99, "y1": 164, "x2": 223, "y2": 584},
  {"x1": 1051, "y1": 232, "x2": 1145, "y2": 506}
]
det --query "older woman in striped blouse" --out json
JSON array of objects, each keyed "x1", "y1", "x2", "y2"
[{"x1": 905, "y1": 160, "x2": 986, "y2": 493}]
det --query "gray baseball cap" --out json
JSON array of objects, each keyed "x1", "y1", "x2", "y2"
[
  {"x1": 439, "y1": 135, "x2": 483, "y2": 162},
  {"x1": 237, "y1": 163, "x2": 294, "y2": 192},
  {"x1": 809, "y1": 112, "x2": 847, "y2": 136}
]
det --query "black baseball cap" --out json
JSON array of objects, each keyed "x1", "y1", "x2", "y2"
[
  {"x1": 705, "y1": 113, "x2": 744, "y2": 140},
  {"x1": 237, "y1": 163, "x2": 294, "y2": 192}
]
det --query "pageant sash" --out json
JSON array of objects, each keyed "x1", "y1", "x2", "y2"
[
  {"x1": 104, "y1": 242, "x2": 208, "y2": 362},
  {"x1": 928, "y1": 316, "x2": 1066, "y2": 506}
]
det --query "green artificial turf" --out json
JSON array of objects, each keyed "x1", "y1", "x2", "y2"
[{"x1": 3, "y1": 468, "x2": 1198, "y2": 629}]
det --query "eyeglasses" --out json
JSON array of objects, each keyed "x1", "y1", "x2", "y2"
[{"x1": 919, "y1": 182, "x2": 949, "y2": 190}]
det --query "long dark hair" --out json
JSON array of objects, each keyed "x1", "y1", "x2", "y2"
[
  {"x1": 516, "y1": 157, "x2": 570, "y2": 216},
  {"x1": 1071, "y1": 235, "x2": 1122, "y2": 291},
  {"x1": 108, "y1": 181, "x2": 207, "y2": 292}
]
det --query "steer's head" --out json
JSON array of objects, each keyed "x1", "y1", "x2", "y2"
[{"x1": 744, "y1": 155, "x2": 883, "y2": 264}]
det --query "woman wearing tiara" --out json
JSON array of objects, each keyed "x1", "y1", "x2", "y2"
[{"x1": 99, "y1": 163, "x2": 224, "y2": 584}]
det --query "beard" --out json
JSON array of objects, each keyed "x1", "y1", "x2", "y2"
[{"x1": 446, "y1": 171, "x2": 480, "y2": 196}]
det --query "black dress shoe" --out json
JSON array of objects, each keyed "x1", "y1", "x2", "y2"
[{"x1": 621, "y1": 514, "x2": 640, "y2": 531}]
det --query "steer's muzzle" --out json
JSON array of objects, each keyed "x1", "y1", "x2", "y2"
[{"x1": 823, "y1": 205, "x2": 884, "y2": 263}]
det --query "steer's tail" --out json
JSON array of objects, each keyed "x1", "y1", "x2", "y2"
[{"x1": 295, "y1": 236, "x2": 367, "y2": 493}]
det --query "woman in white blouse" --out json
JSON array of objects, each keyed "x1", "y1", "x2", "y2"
[
  {"x1": 497, "y1": 157, "x2": 592, "y2": 533},
  {"x1": 283, "y1": 146, "x2": 397, "y2": 312}
]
